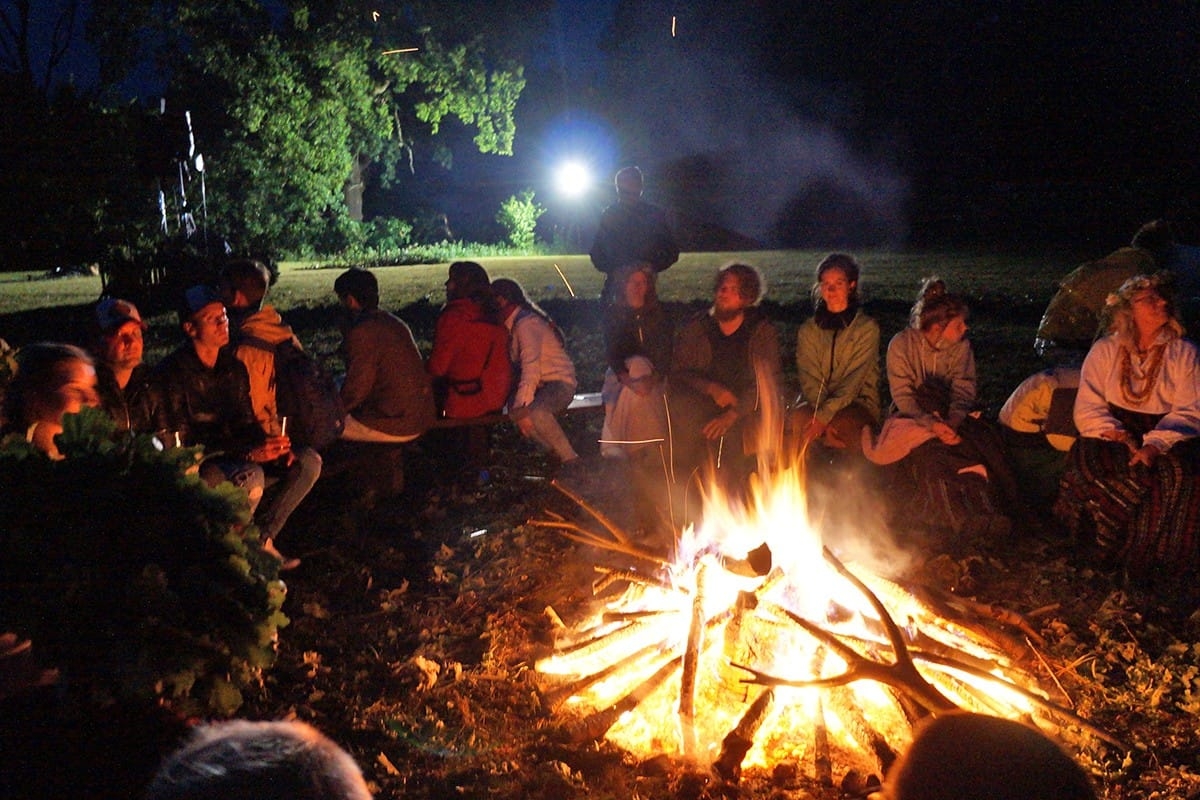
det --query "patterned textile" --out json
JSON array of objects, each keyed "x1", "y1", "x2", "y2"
[
  {"x1": 1055, "y1": 405, "x2": 1200, "y2": 583},
  {"x1": 895, "y1": 438, "x2": 999, "y2": 533},
  {"x1": 1054, "y1": 437, "x2": 1148, "y2": 549},
  {"x1": 1124, "y1": 438, "x2": 1200, "y2": 583}
]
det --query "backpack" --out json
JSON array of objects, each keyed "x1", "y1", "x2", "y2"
[
  {"x1": 448, "y1": 322, "x2": 513, "y2": 413},
  {"x1": 242, "y1": 336, "x2": 345, "y2": 451}
]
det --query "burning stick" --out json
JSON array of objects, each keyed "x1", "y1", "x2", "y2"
[
  {"x1": 712, "y1": 688, "x2": 774, "y2": 782},
  {"x1": 740, "y1": 551, "x2": 961, "y2": 715},
  {"x1": 543, "y1": 644, "x2": 680, "y2": 711},
  {"x1": 899, "y1": 579, "x2": 1046, "y2": 649},
  {"x1": 739, "y1": 606, "x2": 953, "y2": 716},
  {"x1": 565, "y1": 655, "x2": 682, "y2": 743},
  {"x1": 678, "y1": 562, "x2": 708, "y2": 758},
  {"x1": 528, "y1": 519, "x2": 667, "y2": 567},
  {"x1": 830, "y1": 686, "x2": 900, "y2": 773},
  {"x1": 907, "y1": 651, "x2": 1127, "y2": 750},
  {"x1": 813, "y1": 696, "x2": 833, "y2": 786},
  {"x1": 592, "y1": 566, "x2": 677, "y2": 595}
]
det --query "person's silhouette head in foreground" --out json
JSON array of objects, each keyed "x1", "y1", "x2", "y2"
[
  {"x1": 885, "y1": 712, "x2": 1095, "y2": 800},
  {"x1": 145, "y1": 719, "x2": 372, "y2": 800}
]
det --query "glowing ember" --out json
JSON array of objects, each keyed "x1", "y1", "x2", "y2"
[{"x1": 534, "y1": 424, "x2": 1115, "y2": 783}]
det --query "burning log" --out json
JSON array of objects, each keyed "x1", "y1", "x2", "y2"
[
  {"x1": 830, "y1": 685, "x2": 900, "y2": 774},
  {"x1": 564, "y1": 655, "x2": 682, "y2": 744},
  {"x1": 543, "y1": 642, "x2": 679, "y2": 711},
  {"x1": 713, "y1": 688, "x2": 774, "y2": 782},
  {"x1": 813, "y1": 695, "x2": 833, "y2": 786},
  {"x1": 531, "y1": 451, "x2": 1117, "y2": 781},
  {"x1": 678, "y1": 562, "x2": 708, "y2": 758}
]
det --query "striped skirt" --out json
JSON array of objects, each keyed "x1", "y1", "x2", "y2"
[{"x1": 1054, "y1": 409, "x2": 1200, "y2": 584}]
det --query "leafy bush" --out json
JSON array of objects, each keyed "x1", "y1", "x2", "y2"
[
  {"x1": 367, "y1": 217, "x2": 415, "y2": 252},
  {"x1": 0, "y1": 408, "x2": 288, "y2": 716},
  {"x1": 496, "y1": 190, "x2": 546, "y2": 249}
]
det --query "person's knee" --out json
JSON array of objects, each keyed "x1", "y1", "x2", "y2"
[{"x1": 294, "y1": 447, "x2": 323, "y2": 481}]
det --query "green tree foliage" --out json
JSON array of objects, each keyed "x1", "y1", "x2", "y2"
[
  {"x1": 496, "y1": 189, "x2": 545, "y2": 249},
  {"x1": 88, "y1": 1, "x2": 530, "y2": 256},
  {"x1": 0, "y1": 408, "x2": 288, "y2": 716}
]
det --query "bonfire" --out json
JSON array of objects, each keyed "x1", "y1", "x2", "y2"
[{"x1": 531, "y1": 397, "x2": 1121, "y2": 792}]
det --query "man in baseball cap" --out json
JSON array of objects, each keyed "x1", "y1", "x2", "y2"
[{"x1": 91, "y1": 297, "x2": 158, "y2": 434}]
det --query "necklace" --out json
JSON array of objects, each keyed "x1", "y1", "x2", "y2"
[{"x1": 1119, "y1": 343, "x2": 1166, "y2": 406}]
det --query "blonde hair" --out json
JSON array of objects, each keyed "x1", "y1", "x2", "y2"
[{"x1": 1102, "y1": 272, "x2": 1184, "y2": 343}]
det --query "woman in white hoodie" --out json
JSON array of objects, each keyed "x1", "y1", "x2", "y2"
[{"x1": 491, "y1": 278, "x2": 580, "y2": 467}]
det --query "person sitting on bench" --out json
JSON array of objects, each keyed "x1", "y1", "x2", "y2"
[
  {"x1": 491, "y1": 278, "x2": 580, "y2": 470},
  {"x1": 332, "y1": 268, "x2": 435, "y2": 444}
]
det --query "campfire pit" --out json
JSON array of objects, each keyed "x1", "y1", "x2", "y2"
[{"x1": 531, "y1": 450, "x2": 1121, "y2": 791}]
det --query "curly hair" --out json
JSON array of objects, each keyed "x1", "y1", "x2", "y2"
[{"x1": 714, "y1": 262, "x2": 765, "y2": 306}]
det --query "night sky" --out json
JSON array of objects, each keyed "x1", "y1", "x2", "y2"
[
  {"x1": 509, "y1": 0, "x2": 1200, "y2": 250},
  {"x1": 19, "y1": 0, "x2": 1200, "y2": 250}
]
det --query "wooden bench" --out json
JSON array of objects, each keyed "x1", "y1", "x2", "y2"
[
  {"x1": 325, "y1": 393, "x2": 604, "y2": 498},
  {"x1": 430, "y1": 392, "x2": 603, "y2": 429}
]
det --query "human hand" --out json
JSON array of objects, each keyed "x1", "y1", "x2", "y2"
[
  {"x1": 252, "y1": 435, "x2": 292, "y2": 464},
  {"x1": 703, "y1": 408, "x2": 738, "y2": 440},
  {"x1": 709, "y1": 384, "x2": 738, "y2": 409},
  {"x1": 1099, "y1": 429, "x2": 1136, "y2": 452},
  {"x1": 515, "y1": 415, "x2": 536, "y2": 437},
  {"x1": 931, "y1": 421, "x2": 961, "y2": 445},
  {"x1": 1129, "y1": 444, "x2": 1159, "y2": 468}
]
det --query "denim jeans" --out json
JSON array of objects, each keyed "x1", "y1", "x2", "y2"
[
  {"x1": 199, "y1": 457, "x2": 266, "y2": 514},
  {"x1": 258, "y1": 446, "x2": 323, "y2": 541}
]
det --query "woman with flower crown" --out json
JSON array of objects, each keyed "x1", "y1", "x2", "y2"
[{"x1": 1054, "y1": 273, "x2": 1200, "y2": 596}]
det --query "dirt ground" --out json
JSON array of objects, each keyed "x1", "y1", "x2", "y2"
[
  {"x1": 228, "y1": 415, "x2": 1200, "y2": 800},
  {"x1": 3, "y1": 293, "x2": 1199, "y2": 799}
]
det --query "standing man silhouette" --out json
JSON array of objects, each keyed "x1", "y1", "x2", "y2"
[{"x1": 590, "y1": 166, "x2": 679, "y2": 303}]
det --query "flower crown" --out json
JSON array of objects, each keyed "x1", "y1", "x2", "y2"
[{"x1": 1107, "y1": 273, "x2": 1167, "y2": 307}]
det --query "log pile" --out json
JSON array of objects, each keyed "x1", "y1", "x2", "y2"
[{"x1": 531, "y1": 480, "x2": 1122, "y2": 789}]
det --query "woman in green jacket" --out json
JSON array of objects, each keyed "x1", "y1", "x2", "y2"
[{"x1": 791, "y1": 253, "x2": 881, "y2": 456}]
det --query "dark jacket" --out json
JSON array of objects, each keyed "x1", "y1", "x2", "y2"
[
  {"x1": 154, "y1": 345, "x2": 264, "y2": 457},
  {"x1": 589, "y1": 201, "x2": 679, "y2": 276},
  {"x1": 673, "y1": 306, "x2": 782, "y2": 415},
  {"x1": 95, "y1": 362, "x2": 162, "y2": 434},
  {"x1": 341, "y1": 308, "x2": 435, "y2": 437},
  {"x1": 604, "y1": 301, "x2": 673, "y2": 376}
]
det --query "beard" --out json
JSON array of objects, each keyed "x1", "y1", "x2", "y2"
[{"x1": 713, "y1": 305, "x2": 744, "y2": 323}]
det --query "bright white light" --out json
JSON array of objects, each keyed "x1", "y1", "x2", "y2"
[{"x1": 555, "y1": 160, "x2": 592, "y2": 199}]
